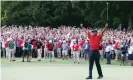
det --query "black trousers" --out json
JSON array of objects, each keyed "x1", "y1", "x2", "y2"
[
  {"x1": 89, "y1": 50, "x2": 103, "y2": 77},
  {"x1": 22, "y1": 50, "x2": 31, "y2": 61},
  {"x1": 120, "y1": 54, "x2": 126, "y2": 66},
  {"x1": 32, "y1": 49, "x2": 37, "y2": 58},
  {"x1": 16, "y1": 47, "x2": 23, "y2": 57}
]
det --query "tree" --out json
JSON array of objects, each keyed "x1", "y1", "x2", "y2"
[{"x1": 1, "y1": 1, "x2": 133, "y2": 29}]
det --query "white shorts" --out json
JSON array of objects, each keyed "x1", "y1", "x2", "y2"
[{"x1": 62, "y1": 50, "x2": 68, "y2": 56}]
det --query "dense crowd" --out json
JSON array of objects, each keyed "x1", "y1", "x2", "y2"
[{"x1": 0, "y1": 24, "x2": 133, "y2": 66}]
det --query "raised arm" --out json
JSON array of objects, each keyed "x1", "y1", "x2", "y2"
[{"x1": 100, "y1": 23, "x2": 108, "y2": 35}]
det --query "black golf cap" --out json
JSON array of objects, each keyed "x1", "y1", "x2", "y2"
[{"x1": 91, "y1": 30, "x2": 97, "y2": 33}]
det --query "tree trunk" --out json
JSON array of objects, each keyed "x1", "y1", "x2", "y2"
[{"x1": 128, "y1": 15, "x2": 132, "y2": 30}]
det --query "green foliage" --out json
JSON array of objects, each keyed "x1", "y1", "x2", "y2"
[{"x1": 1, "y1": 1, "x2": 133, "y2": 28}]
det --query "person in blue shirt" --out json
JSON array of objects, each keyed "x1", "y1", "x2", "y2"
[
  {"x1": 62, "y1": 40, "x2": 69, "y2": 60},
  {"x1": 83, "y1": 40, "x2": 90, "y2": 61},
  {"x1": 53, "y1": 39, "x2": 57, "y2": 46}
]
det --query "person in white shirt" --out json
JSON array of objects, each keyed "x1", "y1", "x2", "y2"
[
  {"x1": 1, "y1": 38, "x2": 6, "y2": 58},
  {"x1": 128, "y1": 44, "x2": 133, "y2": 66},
  {"x1": 105, "y1": 43, "x2": 112, "y2": 64}
]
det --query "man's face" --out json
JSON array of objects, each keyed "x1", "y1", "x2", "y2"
[
  {"x1": 38, "y1": 39, "x2": 40, "y2": 41},
  {"x1": 92, "y1": 32, "x2": 97, "y2": 36}
]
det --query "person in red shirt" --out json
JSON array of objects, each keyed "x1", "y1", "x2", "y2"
[
  {"x1": 16, "y1": 38, "x2": 23, "y2": 57},
  {"x1": 5, "y1": 40, "x2": 9, "y2": 58},
  {"x1": 67, "y1": 40, "x2": 71, "y2": 58},
  {"x1": 47, "y1": 40, "x2": 55, "y2": 62},
  {"x1": 81, "y1": 23, "x2": 108, "y2": 79},
  {"x1": 31, "y1": 38, "x2": 37, "y2": 58},
  {"x1": 72, "y1": 41, "x2": 80, "y2": 64},
  {"x1": 114, "y1": 41, "x2": 120, "y2": 60},
  {"x1": 43, "y1": 40, "x2": 48, "y2": 59},
  {"x1": 18, "y1": 39, "x2": 23, "y2": 48},
  {"x1": 78, "y1": 38, "x2": 84, "y2": 58},
  {"x1": 56, "y1": 40, "x2": 62, "y2": 58}
]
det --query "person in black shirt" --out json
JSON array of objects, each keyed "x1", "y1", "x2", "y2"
[
  {"x1": 36, "y1": 39, "x2": 42, "y2": 61},
  {"x1": 120, "y1": 45, "x2": 127, "y2": 66},
  {"x1": 22, "y1": 40, "x2": 28, "y2": 62},
  {"x1": 22, "y1": 39, "x2": 32, "y2": 62}
]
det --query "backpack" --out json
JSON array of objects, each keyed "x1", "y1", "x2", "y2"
[{"x1": 8, "y1": 41, "x2": 15, "y2": 49}]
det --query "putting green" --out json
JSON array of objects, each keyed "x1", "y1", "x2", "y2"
[{"x1": 1, "y1": 58, "x2": 133, "y2": 80}]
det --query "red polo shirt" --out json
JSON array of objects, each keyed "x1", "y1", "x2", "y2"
[
  {"x1": 88, "y1": 32, "x2": 102, "y2": 50},
  {"x1": 5, "y1": 41, "x2": 9, "y2": 48},
  {"x1": 72, "y1": 44, "x2": 79, "y2": 51},
  {"x1": 78, "y1": 40, "x2": 84, "y2": 47},
  {"x1": 47, "y1": 43, "x2": 54, "y2": 51},
  {"x1": 18, "y1": 40, "x2": 23, "y2": 47},
  {"x1": 56, "y1": 41, "x2": 61, "y2": 48},
  {"x1": 32, "y1": 40, "x2": 37, "y2": 49},
  {"x1": 67, "y1": 41, "x2": 70, "y2": 47},
  {"x1": 114, "y1": 43, "x2": 119, "y2": 50}
]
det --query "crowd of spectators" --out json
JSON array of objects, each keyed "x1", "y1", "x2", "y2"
[{"x1": 0, "y1": 24, "x2": 133, "y2": 65}]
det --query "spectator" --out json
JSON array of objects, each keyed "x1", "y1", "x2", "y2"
[
  {"x1": 36, "y1": 38, "x2": 42, "y2": 61},
  {"x1": 8, "y1": 38, "x2": 16, "y2": 61},
  {"x1": 120, "y1": 44, "x2": 127, "y2": 66},
  {"x1": 78, "y1": 38, "x2": 84, "y2": 58},
  {"x1": 128, "y1": 43, "x2": 133, "y2": 66},
  {"x1": 1, "y1": 38, "x2": 6, "y2": 58},
  {"x1": 62, "y1": 40, "x2": 69, "y2": 60},
  {"x1": 22, "y1": 39, "x2": 32, "y2": 62},
  {"x1": 83, "y1": 40, "x2": 90, "y2": 61},
  {"x1": 56, "y1": 40, "x2": 62, "y2": 58},
  {"x1": 72, "y1": 41, "x2": 80, "y2": 64},
  {"x1": 47, "y1": 40, "x2": 55, "y2": 62},
  {"x1": 31, "y1": 37, "x2": 37, "y2": 58},
  {"x1": 43, "y1": 40, "x2": 48, "y2": 59},
  {"x1": 5, "y1": 39, "x2": 9, "y2": 58},
  {"x1": 105, "y1": 43, "x2": 112, "y2": 64}
]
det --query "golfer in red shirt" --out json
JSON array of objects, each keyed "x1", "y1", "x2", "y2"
[{"x1": 81, "y1": 23, "x2": 108, "y2": 79}]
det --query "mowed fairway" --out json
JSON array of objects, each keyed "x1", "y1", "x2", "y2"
[{"x1": 1, "y1": 58, "x2": 133, "y2": 80}]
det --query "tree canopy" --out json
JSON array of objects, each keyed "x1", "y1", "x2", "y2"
[{"x1": 1, "y1": 1, "x2": 133, "y2": 29}]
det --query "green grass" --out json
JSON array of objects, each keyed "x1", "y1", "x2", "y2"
[{"x1": 1, "y1": 58, "x2": 130, "y2": 67}]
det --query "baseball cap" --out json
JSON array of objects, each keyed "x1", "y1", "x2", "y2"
[
  {"x1": 91, "y1": 30, "x2": 97, "y2": 33},
  {"x1": 49, "y1": 40, "x2": 52, "y2": 43}
]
